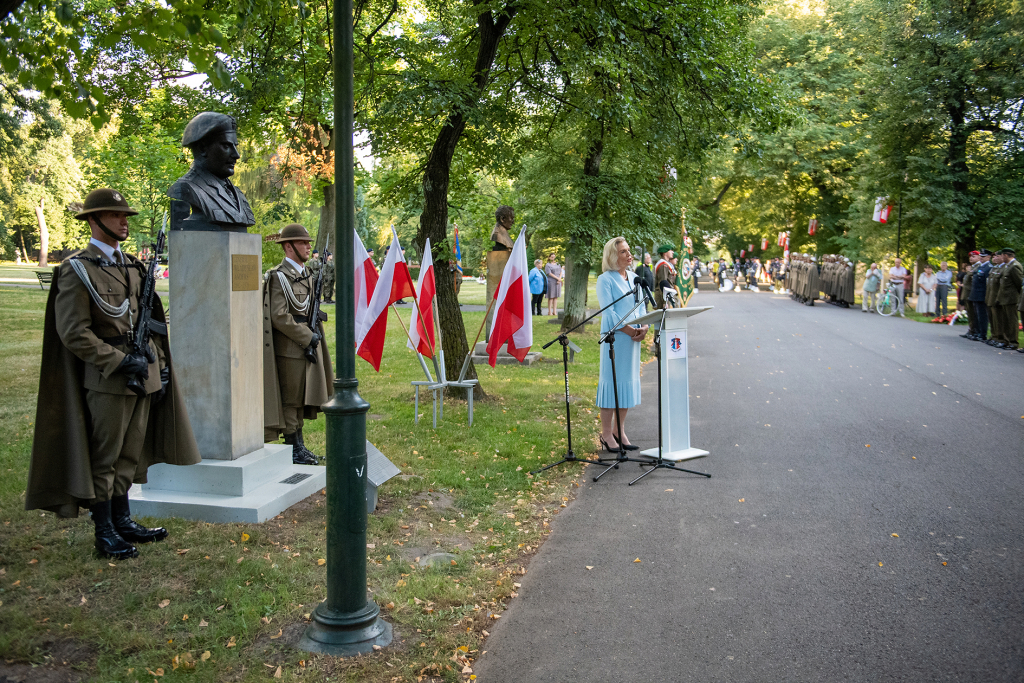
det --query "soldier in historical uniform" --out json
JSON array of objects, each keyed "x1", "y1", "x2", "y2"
[
  {"x1": 25, "y1": 189, "x2": 201, "y2": 560},
  {"x1": 995, "y1": 248, "x2": 1022, "y2": 349},
  {"x1": 262, "y1": 224, "x2": 334, "y2": 465},
  {"x1": 967, "y1": 250, "x2": 992, "y2": 340},
  {"x1": 323, "y1": 252, "x2": 336, "y2": 304},
  {"x1": 960, "y1": 251, "x2": 979, "y2": 338}
]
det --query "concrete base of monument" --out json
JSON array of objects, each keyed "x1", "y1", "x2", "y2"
[
  {"x1": 129, "y1": 444, "x2": 326, "y2": 524},
  {"x1": 470, "y1": 341, "x2": 543, "y2": 366}
]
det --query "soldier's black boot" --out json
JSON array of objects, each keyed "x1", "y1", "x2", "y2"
[
  {"x1": 90, "y1": 499, "x2": 139, "y2": 560},
  {"x1": 296, "y1": 427, "x2": 322, "y2": 464},
  {"x1": 111, "y1": 494, "x2": 168, "y2": 544},
  {"x1": 285, "y1": 432, "x2": 317, "y2": 466}
]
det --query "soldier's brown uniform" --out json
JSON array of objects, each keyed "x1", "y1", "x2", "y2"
[
  {"x1": 26, "y1": 188, "x2": 200, "y2": 559},
  {"x1": 262, "y1": 224, "x2": 333, "y2": 464},
  {"x1": 997, "y1": 256, "x2": 1022, "y2": 349}
]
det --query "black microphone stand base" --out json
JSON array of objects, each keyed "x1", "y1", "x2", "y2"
[{"x1": 629, "y1": 458, "x2": 711, "y2": 486}]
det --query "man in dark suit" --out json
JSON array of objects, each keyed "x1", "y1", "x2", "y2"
[
  {"x1": 967, "y1": 250, "x2": 992, "y2": 341},
  {"x1": 168, "y1": 112, "x2": 256, "y2": 229}
]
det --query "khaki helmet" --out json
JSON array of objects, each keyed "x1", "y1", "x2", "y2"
[
  {"x1": 275, "y1": 223, "x2": 313, "y2": 243},
  {"x1": 74, "y1": 188, "x2": 138, "y2": 220}
]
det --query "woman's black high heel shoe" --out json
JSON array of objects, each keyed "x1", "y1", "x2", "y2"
[
  {"x1": 620, "y1": 442, "x2": 640, "y2": 451},
  {"x1": 600, "y1": 437, "x2": 622, "y2": 453}
]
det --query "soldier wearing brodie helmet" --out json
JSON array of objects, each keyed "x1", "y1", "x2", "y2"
[
  {"x1": 25, "y1": 188, "x2": 200, "y2": 560},
  {"x1": 262, "y1": 223, "x2": 334, "y2": 465}
]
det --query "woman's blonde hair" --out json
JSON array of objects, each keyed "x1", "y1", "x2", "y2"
[{"x1": 602, "y1": 236, "x2": 627, "y2": 272}]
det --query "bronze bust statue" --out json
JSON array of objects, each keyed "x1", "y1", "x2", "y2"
[
  {"x1": 168, "y1": 112, "x2": 255, "y2": 232},
  {"x1": 490, "y1": 205, "x2": 514, "y2": 251}
]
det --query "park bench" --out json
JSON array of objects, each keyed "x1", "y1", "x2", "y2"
[{"x1": 35, "y1": 270, "x2": 53, "y2": 290}]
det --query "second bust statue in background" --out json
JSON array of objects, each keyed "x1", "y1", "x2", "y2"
[{"x1": 168, "y1": 112, "x2": 255, "y2": 231}]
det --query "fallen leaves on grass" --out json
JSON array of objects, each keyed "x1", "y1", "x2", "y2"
[
  {"x1": 158, "y1": 599, "x2": 170, "y2": 609},
  {"x1": 200, "y1": 652, "x2": 211, "y2": 662},
  {"x1": 226, "y1": 636, "x2": 236, "y2": 648},
  {"x1": 317, "y1": 558, "x2": 326, "y2": 566},
  {"x1": 270, "y1": 629, "x2": 283, "y2": 639}
]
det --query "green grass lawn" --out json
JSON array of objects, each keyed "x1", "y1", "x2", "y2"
[{"x1": 0, "y1": 286, "x2": 612, "y2": 682}]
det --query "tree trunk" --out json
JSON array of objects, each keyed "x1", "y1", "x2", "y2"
[
  {"x1": 417, "y1": 5, "x2": 515, "y2": 398},
  {"x1": 561, "y1": 138, "x2": 604, "y2": 331},
  {"x1": 316, "y1": 125, "x2": 335, "y2": 253},
  {"x1": 35, "y1": 197, "x2": 48, "y2": 267},
  {"x1": 318, "y1": 182, "x2": 335, "y2": 253}
]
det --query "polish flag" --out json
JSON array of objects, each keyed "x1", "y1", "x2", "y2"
[
  {"x1": 356, "y1": 228, "x2": 415, "y2": 371},
  {"x1": 486, "y1": 228, "x2": 532, "y2": 366},
  {"x1": 761, "y1": 238, "x2": 769, "y2": 250},
  {"x1": 808, "y1": 218, "x2": 818, "y2": 235},
  {"x1": 354, "y1": 232, "x2": 379, "y2": 338},
  {"x1": 873, "y1": 197, "x2": 891, "y2": 223},
  {"x1": 407, "y1": 237, "x2": 436, "y2": 357}
]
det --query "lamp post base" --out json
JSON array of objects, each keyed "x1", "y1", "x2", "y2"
[{"x1": 298, "y1": 601, "x2": 393, "y2": 655}]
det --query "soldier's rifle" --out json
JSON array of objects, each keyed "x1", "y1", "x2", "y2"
[
  {"x1": 304, "y1": 235, "x2": 330, "y2": 364},
  {"x1": 125, "y1": 214, "x2": 167, "y2": 397}
]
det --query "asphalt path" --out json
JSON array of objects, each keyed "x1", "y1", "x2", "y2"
[{"x1": 475, "y1": 288, "x2": 1024, "y2": 682}]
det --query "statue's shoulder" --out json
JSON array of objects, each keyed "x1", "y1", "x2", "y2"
[{"x1": 168, "y1": 171, "x2": 201, "y2": 201}]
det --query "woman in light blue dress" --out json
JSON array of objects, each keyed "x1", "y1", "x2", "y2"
[{"x1": 596, "y1": 237, "x2": 649, "y2": 453}]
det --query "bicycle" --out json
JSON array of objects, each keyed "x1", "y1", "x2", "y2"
[{"x1": 877, "y1": 282, "x2": 904, "y2": 316}]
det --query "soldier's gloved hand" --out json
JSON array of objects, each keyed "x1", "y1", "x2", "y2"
[
  {"x1": 154, "y1": 366, "x2": 170, "y2": 403},
  {"x1": 117, "y1": 353, "x2": 150, "y2": 379},
  {"x1": 307, "y1": 331, "x2": 322, "y2": 351}
]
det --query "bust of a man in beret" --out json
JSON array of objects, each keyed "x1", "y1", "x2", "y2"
[{"x1": 167, "y1": 112, "x2": 256, "y2": 230}]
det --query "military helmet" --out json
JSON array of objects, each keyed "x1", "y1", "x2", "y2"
[
  {"x1": 182, "y1": 112, "x2": 238, "y2": 149},
  {"x1": 74, "y1": 188, "x2": 138, "y2": 220},
  {"x1": 276, "y1": 223, "x2": 313, "y2": 243}
]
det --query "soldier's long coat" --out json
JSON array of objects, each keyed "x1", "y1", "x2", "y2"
[
  {"x1": 26, "y1": 251, "x2": 201, "y2": 518},
  {"x1": 262, "y1": 260, "x2": 334, "y2": 436}
]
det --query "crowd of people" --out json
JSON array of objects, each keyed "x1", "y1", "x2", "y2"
[{"x1": 958, "y1": 248, "x2": 1023, "y2": 351}]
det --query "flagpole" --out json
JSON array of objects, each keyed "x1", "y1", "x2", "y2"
[
  {"x1": 457, "y1": 294, "x2": 498, "y2": 382},
  {"x1": 390, "y1": 304, "x2": 433, "y2": 382}
]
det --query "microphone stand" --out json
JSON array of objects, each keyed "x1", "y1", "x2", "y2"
[
  {"x1": 591, "y1": 278, "x2": 657, "y2": 483},
  {"x1": 530, "y1": 283, "x2": 647, "y2": 476}
]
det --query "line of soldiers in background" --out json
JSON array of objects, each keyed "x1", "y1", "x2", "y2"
[
  {"x1": 817, "y1": 255, "x2": 857, "y2": 308},
  {"x1": 958, "y1": 248, "x2": 1024, "y2": 352},
  {"x1": 783, "y1": 253, "x2": 820, "y2": 306},
  {"x1": 306, "y1": 249, "x2": 336, "y2": 303}
]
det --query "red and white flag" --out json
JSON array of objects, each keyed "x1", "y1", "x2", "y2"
[
  {"x1": 354, "y1": 232, "x2": 379, "y2": 338},
  {"x1": 407, "y1": 237, "x2": 437, "y2": 357},
  {"x1": 740, "y1": 249, "x2": 746, "y2": 257},
  {"x1": 808, "y1": 218, "x2": 818, "y2": 235},
  {"x1": 486, "y1": 228, "x2": 532, "y2": 366},
  {"x1": 761, "y1": 238, "x2": 769, "y2": 250},
  {"x1": 873, "y1": 197, "x2": 891, "y2": 223},
  {"x1": 356, "y1": 228, "x2": 415, "y2": 371}
]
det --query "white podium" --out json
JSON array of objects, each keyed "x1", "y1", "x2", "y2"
[{"x1": 633, "y1": 306, "x2": 713, "y2": 462}]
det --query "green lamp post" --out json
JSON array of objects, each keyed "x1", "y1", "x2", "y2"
[{"x1": 297, "y1": 0, "x2": 393, "y2": 655}]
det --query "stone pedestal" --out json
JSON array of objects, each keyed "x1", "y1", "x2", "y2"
[
  {"x1": 168, "y1": 231, "x2": 263, "y2": 460},
  {"x1": 130, "y1": 230, "x2": 326, "y2": 523}
]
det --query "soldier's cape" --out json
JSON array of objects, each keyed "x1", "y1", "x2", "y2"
[
  {"x1": 261, "y1": 264, "x2": 335, "y2": 437},
  {"x1": 25, "y1": 258, "x2": 202, "y2": 518}
]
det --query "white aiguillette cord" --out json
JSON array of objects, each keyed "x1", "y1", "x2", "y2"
[
  {"x1": 276, "y1": 270, "x2": 310, "y2": 314},
  {"x1": 69, "y1": 258, "x2": 131, "y2": 319}
]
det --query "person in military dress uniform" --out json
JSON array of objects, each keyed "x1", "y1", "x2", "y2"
[
  {"x1": 25, "y1": 189, "x2": 201, "y2": 560},
  {"x1": 262, "y1": 224, "x2": 334, "y2": 465},
  {"x1": 984, "y1": 252, "x2": 1003, "y2": 346},
  {"x1": 995, "y1": 248, "x2": 1022, "y2": 349},
  {"x1": 653, "y1": 244, "x2": 677, "y2": 309},
  {"x1": 323, "y1": 252, "x2": 336, "y2": 304},
  {"x1": 307, "y1": 249, "x2": 322, "y2": 276}
]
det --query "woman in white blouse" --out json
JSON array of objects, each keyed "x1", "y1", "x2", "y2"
[{"x1": 916, "y1": 264, "x2": 938, "y2": 315}]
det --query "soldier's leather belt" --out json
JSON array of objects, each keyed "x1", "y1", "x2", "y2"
[
  {"x1": 102, "y1": 335, "x2": 130, "y2": 346},
  {"x1": 292, "y1": 312, "x2": 328, "y2": 324}
]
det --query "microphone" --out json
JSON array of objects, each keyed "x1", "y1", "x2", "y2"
[{"x1": 638, "y1": 277, "x2": 657, "y2": 309}]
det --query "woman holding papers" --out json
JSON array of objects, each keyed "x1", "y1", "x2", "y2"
[{"x1": 596, "y1": 237, "x2": 649, "y2": 453}]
